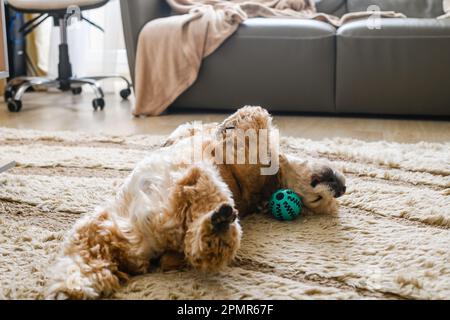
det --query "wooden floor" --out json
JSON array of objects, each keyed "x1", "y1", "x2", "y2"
[{"x1": 0, "y1": 91, "x2": 449, "y2": 143}]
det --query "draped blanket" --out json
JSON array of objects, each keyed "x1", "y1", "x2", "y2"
[
  {"x1": 133, "y1": 0, "x2": 446, "y2": 116},
  {"x1": 442, "y1": 0, "x2": 450, "y2": 18}
]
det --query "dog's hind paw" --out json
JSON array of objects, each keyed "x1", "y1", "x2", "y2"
[
  {"x1": 45, "y1": 281, "x2": 99, "y2": 300},
  {"x1": 211, "y1": 204, "x2": 237, "y2": 233}
]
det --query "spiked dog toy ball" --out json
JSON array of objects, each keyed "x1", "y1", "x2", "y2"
[{"x1": 270, "y1": 189, "x2": 302, "y2": 221}]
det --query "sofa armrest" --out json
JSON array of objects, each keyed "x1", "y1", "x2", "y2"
[{"x1": 120, "y1": 0, "x2": 171, "y2": 84}]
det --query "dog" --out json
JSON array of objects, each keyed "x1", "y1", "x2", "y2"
[{"x1": 46, "y1": 106, "x2": 346, "y2": 299}]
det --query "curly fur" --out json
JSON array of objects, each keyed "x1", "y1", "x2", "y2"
[{"x1": 46, "y1": 106, "x2": 345, "y2": 299}]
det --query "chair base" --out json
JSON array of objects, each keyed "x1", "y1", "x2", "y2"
[
  {"x1": 4, "y1": 75, "x2": 132, "y2": 112},
  {"x1": 4, "y1": 6, "x2": 132, "y2": 113}
]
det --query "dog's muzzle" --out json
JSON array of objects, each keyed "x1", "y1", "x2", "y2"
[
  {"x1": 333, "y1": 185, "x2": 346, "y2": 198},
  {"x1": 326, "y1": 171, "x2": 346, "y2": 198}
]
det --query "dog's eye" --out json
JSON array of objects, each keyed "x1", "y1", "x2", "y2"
[{"x1": 311, "y1": 179, "x2": 319, "y2": 187}]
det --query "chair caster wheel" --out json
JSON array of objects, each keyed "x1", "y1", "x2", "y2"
[
  {"x1": 71, "y1": 87, "x2": 82, "y2": 95},
  {"x1": 120, "y1": 88, "x2": 131, "y2": 100},
  {"x1": 7, "y1": 100, "x2": 22, "y2": 112},
  {"x1": 4, "y1": 88, "x2": 16, "y2": 102},
  {"x1": 92, "y1": 98, "x2": 105, "y2": 111}
]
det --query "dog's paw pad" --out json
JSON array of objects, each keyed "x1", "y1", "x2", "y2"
[{"x1": 211, "y1": 204, "x2": 236, "y2": 233}]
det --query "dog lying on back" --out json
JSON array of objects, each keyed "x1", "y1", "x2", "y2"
[
  {"x1": 164, "y1": 106, "x2": 346, "y2": 217},
  {"x1": 46, "y1": 106, "x2": 346, "y2": 299}
]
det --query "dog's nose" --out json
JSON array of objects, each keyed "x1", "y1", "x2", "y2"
[{"x1": 333, "y1": 185, "x2": 346, "y2": 198}]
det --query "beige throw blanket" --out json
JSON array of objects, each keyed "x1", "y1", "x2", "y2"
[
  {"x1": 133, "y1": 0, "x2": 421, "y2": 116},
  {"x1": 440, "y1": 0, "x2": 450, "y2": 19}
]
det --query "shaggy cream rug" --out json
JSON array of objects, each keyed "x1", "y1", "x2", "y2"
[{"x1": 0, "y1": 127, "x2": 449, "y2": 300}]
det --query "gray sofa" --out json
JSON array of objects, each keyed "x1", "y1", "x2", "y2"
[{"x1": 120, "y1": 0, "x2": 450, "y2": 116}]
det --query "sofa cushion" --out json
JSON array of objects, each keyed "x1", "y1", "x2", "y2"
[
  {"x1": 174, "y1": 18, "x2": 337, "y2": 112},
  {"x1": 346, "y1": 0, "x2": 444, "y2": 18},
  {"x1": 336, "y1": 18, "x2": 450, "y2": 116}
]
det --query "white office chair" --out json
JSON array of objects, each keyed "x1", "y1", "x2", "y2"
[{"x1": 5, "y1": 0, "x2": 132, "y2": 112}]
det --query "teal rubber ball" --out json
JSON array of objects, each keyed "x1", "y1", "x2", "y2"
[{"x1": 270, "y1": 189, "x2": 302, "y2": 221}]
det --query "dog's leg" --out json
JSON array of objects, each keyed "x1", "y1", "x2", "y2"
[
  {"x1": 178, "y1": 164, "x2": 242, "y2": 272},
  {"x1": 46, "y1": 210, "x2": 144, "y2": 299},
  {"x1": 185, "y1": 202, "x2": 241, "y2": 272}
]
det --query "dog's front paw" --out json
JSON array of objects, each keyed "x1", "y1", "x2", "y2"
[
  {"x1": 184, "y1": 203, "x2": 241, "y2": 272},
  {"x1": 211, "y1": 204, "x2": 237, "y2": 233}
]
